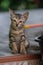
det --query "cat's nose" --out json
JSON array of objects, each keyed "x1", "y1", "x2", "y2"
[{"x1": 16, "y1": 24, "x2": 18, "y2": 26}]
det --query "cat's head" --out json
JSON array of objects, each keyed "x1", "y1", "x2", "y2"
[{"x1": 9, "y1": 9, "x2": 29, "y2": 29}]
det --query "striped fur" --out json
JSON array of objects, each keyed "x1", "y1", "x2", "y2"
[{"x1": 9, "y1": 9, "x2": 29, "y2": 54}]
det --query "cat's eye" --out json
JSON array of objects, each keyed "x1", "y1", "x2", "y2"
[
  {"x1": 19, "y1": 21, "x2": 22, "y2": 23},
  {"x1": 13, "y1": 20, "x2": 16, "y2": 22},
  {"x1": 11, "y1": 18, "x2": 16, "y2": 22}
]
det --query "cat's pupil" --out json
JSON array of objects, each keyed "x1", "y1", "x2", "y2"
[
  {"x1": 16, "y1": 24, "x2": 18, "y2": 26},
  {"x1": 14, "y1": 20, "x2": 16, "y2": 22},
  {"x1": 19, "y1": 21, "x2": 22, "y2": 23}
]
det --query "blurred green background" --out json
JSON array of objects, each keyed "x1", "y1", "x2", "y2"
[{"x1": 0, "y1": 0, "x2": 43, "y2": 11}]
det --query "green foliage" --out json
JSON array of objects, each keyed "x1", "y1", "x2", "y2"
[
  {"x1": 0, "y1": 0, "x2": 9, "y2": 11},
  {"x1": 0, "y1": 0, "x2": 43, "y2": 11}
]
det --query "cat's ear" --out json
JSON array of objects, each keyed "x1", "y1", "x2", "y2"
[
  {"x1": 9, "y1": 9, "x2": 15, "y2": 17},
  {"x1": 22, "y1": 12, "x2": 29, "y2": 22}
]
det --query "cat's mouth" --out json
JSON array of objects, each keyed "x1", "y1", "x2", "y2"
[{"x1": 16, "y1": 24, "x2": 23, "y2": 27}]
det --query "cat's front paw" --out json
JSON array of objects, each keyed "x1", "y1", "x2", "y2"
[
  {"x1": 20, "y1": 43, "x2": 27, "y2": 54},
  {"x1": 20, "y1": 50, "x2": 27, "y2": 54},
  {"x1": 11, "y1": 49, "x2": 18, "y2": 54}
]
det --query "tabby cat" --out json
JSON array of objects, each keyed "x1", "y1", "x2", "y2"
[{"x1": 9, "y1": 9, "x2": 29, "y2": 54}]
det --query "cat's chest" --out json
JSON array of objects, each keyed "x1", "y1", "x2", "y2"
[
  {"x1": 11, "y1": 29, "x2": 25, "y2": 42},
  {"x1": 11, "y1": 28, "x2": 24, "y2": 35},
  {"x1": 15, "y1": 36, "x2": 21, "y2": 42}
]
